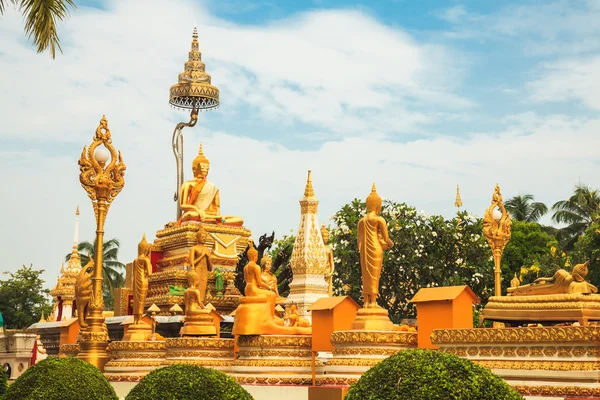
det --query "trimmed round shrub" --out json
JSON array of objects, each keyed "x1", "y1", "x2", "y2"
[
  {"x1": 126, "y1": 364, "x2": 253, "y2": 400},
  {"x1": 1, "y1": 357, "x2": 118, "y2": 400},
  {"x1": 0, "y1": 368, "x2": 6, "y2": 397},
  {"x1": 345, "y1": 349, "x2": 523, "y2": 400}
]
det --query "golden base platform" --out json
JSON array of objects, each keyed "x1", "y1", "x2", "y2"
[
  {"x1": 149, "y1": 223, "x2": 250, "y2": 315},
  {"x1": 230, "y1": 335, "x2": 321, "y2": 385},
  {"x1": 482, "y1": 293, "x2": 600, "y2": 326},
  {"x1": 164, "y1": 337, "x2": 234, "y2": 372},
  {"x1": 318, "y1": 330, "x2": 418, "y2": 386},
  {"x1": 180, "y1": 309, "x2": 217, "y2": 336},
  {"x1": 432, "y1": 326, "x2": 600, "y2": 398},
  {"x1": 350, "y1": 307, "x2": 394, "y2": 331},
  {"x1": 104, "y1": 341, "x2": 166, "y2": 382},
  {"x1": 122, "y1": 323, "x2": 152, "y2": 342}
]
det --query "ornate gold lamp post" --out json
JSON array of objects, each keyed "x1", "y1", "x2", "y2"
[
  {"x1": 170, "y1": 27, "x2": 220, "y2": 220},
  {"x1": 483, "y1": 184, "x2": 512, "y2": 297},
  {"x1": 77, "y1": 116, "x2": 126, "y2": 371}
]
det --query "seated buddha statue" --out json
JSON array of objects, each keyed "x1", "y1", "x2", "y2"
[
  {"x1": 178, "y1": 143, "x2": 243, "y2": 226},
  {"x1": 244, "y1": 245, "x2": 276, "y2": 316},
  {"x1": 507, "y1": 260, "x2": 597, "y2": 296},
  {"x1": 184, "y1": 269, "x2": 204, "y2": 314},
  {"x1": 180, "y1": 269, "x2": 216, "y2": 336},
  {"x1": 260, "y1": 255, "x2": 286, "y2": 304}
]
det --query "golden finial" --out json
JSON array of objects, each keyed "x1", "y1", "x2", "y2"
[
  {"x1": 39, "y1": 311, "x2": 46, "y2": 323},
  {"x1": 304, "y1": 170, "x2": 315, "y2": 197},
  {"x1": 193, "y1": 142, "x2": 210, "y2": 168},
  {"x1": 76, "y1": 205, "x2": 80, "y2": 215},
  {"x1": 455, "y1": 185, "x2": 463, "y2": 208}
]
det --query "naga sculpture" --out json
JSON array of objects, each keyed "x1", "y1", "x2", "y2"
[{"x1": 75, "y1": 260, "x2": 94, "y2": 329}]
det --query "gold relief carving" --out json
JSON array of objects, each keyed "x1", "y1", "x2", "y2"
[
  {"x1": 105, "y1": 361, "x2": 163, "y2": 367},
  {"x1": 514, "y1": 385, "x2": 600, "y2": 397},
  {"x1": 325, "y1": 358, "x2": 382, "y2": 367},
  {"x1": 300, "y1": 202, "x2": 319, "y2": 215},
  {"x1": 233, "y1": 359, "x2": 318, "y2": 367},
  {"x1": 81, "y1": 331, "x2": 109, "y2": 342},
  {"x1": 543, "y1": 347, "x2": 557, "y2": 356},
  {"x1": 238, "y1": 350, "x2": 313, "y2": 358},
  {"x1": 557, "y1": 347, "x2": 572, "y2": 357},
  {"x1": 431, "y1": 326, "x2": 600, "y2": 345},
  {"x1": 332, "y1": 347, "x2": 400, "y2": 357},
  {"x1": 163, "y1": 359, "x2": 231, "y2": 367},
  {"x1": 235, "y1": 376, "x2": 314, "y2": 386},
  {"x1": 455, "y1": 348, "x2": 467, "y2": 356},
  {"x1": 479, "y1": 347, "x2": 491, "y2": 356},
  {"x1": 516, "y1": 347, "x2": 529, "y2": 357},
  {"x1": 587, "y1": 347, "x2": 600, "y2": 357},
  {"x1": 59, "y1": 343, "x2": 80, "y2": 356},
  {"x1": 330, "y1": 331, "x2": 417, "y2": 346},
  {"x1": 166, "y1": 338, "x2": 234, "y2": 349},
  {"x1": 105, "y1": 374, "x2": 146, "y2": 382},
  {"x1": 503, "y1": 347, "x2": 516, "y2": 356},
  {"x1": 467, "y1": 347, "x2": 479, "y2": 356},
  {"x1": 476, "y1": 360, "x2": 600, "y2": 371},
  {"x1": 491, "y1": 347, "x2": 503, "y2": 357},
  {"x1": 316, "y1": 377, "x2": 358, "y2": 386},
  {"x1": 237, "y1": 335, "x2": 312, "y2": 348},
  {"x1": 108, "y1": 341, "x2": 166, "y2": 351},
  {"x1": 530, "y1": 347, "x2": 543, "y2": 356},
  {"x1": 166, "y1": 351, "x2": 232, "y2": 358},
  {"x1": 572, "y1": 347, "x2": 586, "y2": 357}
]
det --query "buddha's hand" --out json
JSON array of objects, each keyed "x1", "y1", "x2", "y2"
[
  {"x1": 386, "y1": 239, "x2": 394, "y2": 248},
  {"x1": 197, "y1": 209, "x2": 207, "y2": 220}
]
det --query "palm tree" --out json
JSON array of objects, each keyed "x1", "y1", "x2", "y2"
[
  {"x1": 552, "y1": 184, "x2": 600, "y2": 249},
  {"x1": 65, "y1": 238, "x2": 126, "y2": 297},
  {"x1": 0, "y1": 0, "x2": 76, "y2": 59},
  {"x1": 504, "y1": 194, "x2": 548, "y2": 223}
]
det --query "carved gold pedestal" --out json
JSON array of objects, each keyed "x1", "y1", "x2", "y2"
[
  {"x1": 164, "y1": 337, "x2": 234, "y2": 372},
  {"x1": 350, "y1": 307, "x2": 394, "y2": 331},
  {"x1": 482, "y1": 293, "x2": 600, "y2": 325},
  {"x1": 318, "y1": 331, "x2": 417, "y2": 386},
  {"x1": 230, "y1": 335, "x2": 321, "y2": 385},
  {"x1": 122, "y1": 323, "x2": 152, "y2": 342},
  {"x1": 59, "y1": 343, "x2": 80, "y2": 357},
  {"x1": 432, "y1": 326, "x2": 600, "y2": 398},
  {"x1": 104, "y1": 341, "x2": 166, "y2": 382},
  {"x1": 180, "y1": 309, "x2": 216, "y2": 336},
  {"x1": 149, "y1": 223, "x2": 250, "y2": 315}
]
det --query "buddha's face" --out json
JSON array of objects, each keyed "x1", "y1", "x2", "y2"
[
  {"x1": 262, "y1": 259, "x2": 272, "y2": 272},
  {"x1": 322, "y1": 232, "x2": 329, "y2": 244},
  {"x1": 193, "y1": 162, "x2": 210, "y2": 178},
  {"x1": 197, "y1": 230, "x2": 207, "y2": 244}
]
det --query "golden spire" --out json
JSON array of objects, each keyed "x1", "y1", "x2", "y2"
[
  {"x1": 60, "y1": 262, "x2": 65, "y2": 274},
  {"x1": 39, "y1": 311, "x2": 46, "y2": 323},
  {"x1": 67, "y1": 206, "x2": 81, "y2": 272},
  {"x1": 304, "y1": 170, "x2": 315, "y2": 198},
  {"x1": 455, "y1": 185, "x2": 463, "y2": 208}
]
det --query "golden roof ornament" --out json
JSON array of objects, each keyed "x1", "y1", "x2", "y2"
[
  {"x1": 169, "y1": 27, "x2": 219, "y2": 111},
  {"x1": 304, "y1": 170, "x2": 315, "y2": 198},
  {"x1": 455, "y1": 185, "x2": 463, "y2": 208}
]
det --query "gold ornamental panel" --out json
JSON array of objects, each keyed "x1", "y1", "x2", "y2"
[
  {"x1": 331, "y1": 331, "x2": 417, "y2": 346},
  {"x1": 237, "y1": 335, "x2": 312, "y2": 348},
  {"x1": 431, "y1": 326, "x2": 600, "y2": 345}
]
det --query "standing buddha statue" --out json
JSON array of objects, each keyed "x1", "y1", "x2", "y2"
[
  {"x1": 358, "y1": 183, "x2": 393, "y2": 308},
  {"x1": 132, "y1": 234, "x2": 152, "y2": 325},
  {"x1": 188, "y1": 227, "x2": 213, "y2": 303},
  {"x1": 321, "y1": 223, "x2": 335, "y2": 297},
  {"x1": 178, "y1": 143, "x2": 244, "y2": 225}
]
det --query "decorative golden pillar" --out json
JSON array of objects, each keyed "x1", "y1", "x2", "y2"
[
  {"x1": 169, "y1": 26, "x2": 220, "y2": 221},
  {"x1": 482, "y1": 184, "x2": 512, "y2": 297},
  {"x1": 77, "y1": 116, "x2": 126, "y2": 371}
]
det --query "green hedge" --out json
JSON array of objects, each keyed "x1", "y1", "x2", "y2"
[
  {"x1": 1, "y1": 357, "x2": 118, "y2": 400},
  {"x1": 345, "y1": 349, "x2": 523, "y2": 400},
  {"x1": 126, "y1": 364, "x2": 253, "y2": 400},
  {"x1": 0, "y1": 368, "x2": 6, "y2": 397}
]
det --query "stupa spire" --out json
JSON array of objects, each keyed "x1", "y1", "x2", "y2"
[
  {"x1": 304, "y1": 170, "x2": 315, "y2": 198},
  {"x1": 455, "y1": 185, "x2": 463, "y2": 208},
  {"x1": 69, "y1": 206, "x2": 81, "y2": 267}
]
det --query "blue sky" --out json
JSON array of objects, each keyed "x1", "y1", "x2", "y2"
[{"x1": 1, "y1": 0, "x2": 599, "y2": 287}]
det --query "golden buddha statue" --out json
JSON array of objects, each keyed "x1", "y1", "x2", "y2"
[
  {"x1": 358, "y1": 183, "x2": 393, "y2": 308},
  {"x1": 261, "y1": 255, "x2": 282, "y2": 300},
  {"x1": 507, "y1": 260, "x2": 597, "y2": 296},
  {"x1": 321, "y1": 223, "x2": 335, "y2": 297},
  {"x1": 232, "y1": 243, "x2": 311, "y2": 335},
  {"x1": 178, "y1": 143, "x2": 243, "y2": 226},
  {"x1": 286, "y1": 304, "x2": 311, "y2": 327},
  {"x1": 180, "y1": 269, "x2": 216, "y2": 336},
  {"x1": 74, "y1": 260, "x2": 94, "y2": 329},
  {"x1": 188, "y1": 227, "x2": 212, "y2": 303},
  {"x1": 132, "y1": 234, "x2": 153, "y2": 325}
]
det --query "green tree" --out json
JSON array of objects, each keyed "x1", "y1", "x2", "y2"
[
  {"x1": 65, "y1": 238, "x2": 125, "y2": 310},
  {"x1": 329, "y1": 199, "x2": 494, "y2": 322},
  {"x1": 0, "y1": 0, "x2": 75, "y2": 59},
  {"x1": 269, "y1": 233, "x2": 295, "y2": 297},
  {"x1": 552, "y1": 184, "x2": 600, "y2": 249},
  {"x1": 0, "y1": 264, "x2": 53, "y2": 329},
  {"x1": 505, "y1": 194, "x2": 548, "y2": 222},
  {"x1": 500, "y1": 221, "x2": 562, "y2": 292},
  {"x1": 571, "y1": 222, "x2": 600, "y2": 285}
]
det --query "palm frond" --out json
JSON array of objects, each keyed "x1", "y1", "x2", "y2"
[{"x1": 20, "y1": 0, "x2": 76, "y2": 59}]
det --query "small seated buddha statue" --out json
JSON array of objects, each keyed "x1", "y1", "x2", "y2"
[
  {"x1": 507, "y1": 260, "x2": 597, "y2": 296},
  {"x1": 261, "y1": 255, "x2": 286, "y2": 304},
  {"x1": 285, "y1": 304, "x2": 311, "y2": 328},
  {"x1": 244, "y1": 245, "x2": 277, "y2": 316},
  {"x1": 178, "y1": 143, "x2": 243, "y2": 226},
  {"x1": 180, "y1": 269, "x2": 216, "y2": 336}
]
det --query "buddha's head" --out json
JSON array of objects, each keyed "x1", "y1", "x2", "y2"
[
  {"x1": 192, "y1": 142, "x2": 210, "y2": 179},
  {"x1": 366, "y1": 183, "x2": 382, "y2": 214},
  {"x1": 247, "y1": 243, "x2": 258, "y2": 263},
  {"x1": 138, "y1": 233, "x2": 151, "y2": 256},
  {"x1": 187, "y1": 269, "x2": 200, "y2": 288},
  {"x1": 261, "y1": 255, "x2": 272, "y2": 272},
  {"x1": 196, "y1": 227, "x2": 207, "y2": 244},
  {"x1": 320, "y1": 223, "x2": 329, "y2": 244}
]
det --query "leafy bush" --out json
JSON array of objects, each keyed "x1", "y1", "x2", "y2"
[
  {"x1": 0, "y1": 368, "x2": 6, "y2": 397},
  {"x1": 345, "y1": 349, "x2": 523, "y2": 400},
  {"x1": 1, "y1": 357, "x2": 118, "y2": 400},
  {"x1": 126, "y1": 364, "x2": 253, "y2": 400}
]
